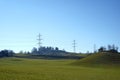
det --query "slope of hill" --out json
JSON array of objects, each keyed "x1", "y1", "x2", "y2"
[
  {"x1": 73, "y1": 52, "x2": 120, "y2": 67},
  {"x1": 0, "y1": 57, "x2": 120, "y2": 80}
]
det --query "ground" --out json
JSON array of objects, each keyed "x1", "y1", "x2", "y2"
[{"x1": 0, "y1": 57, "x2": 120, "y2": 80}]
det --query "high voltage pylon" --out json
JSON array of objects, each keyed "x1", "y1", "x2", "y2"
[
  {"x1": 73, "y1": 40, "x2": 76, "y2": 53},
  {"x1": 37, "y1": 33, "x2": 42, "y2": 48},
  {"x1": 94, "y1": 44, "x2": 96, "y2": 53}
]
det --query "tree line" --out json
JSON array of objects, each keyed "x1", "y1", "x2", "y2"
[
  {"x1": 98, "y1": 44, "x2": 119, "y2": 53},
  {"x1": 0, "y1": 44, "x2": 119, "y2": 58},
  {"x1": 31, "y1": 46, "x2": 67, "y2": 56},
  {"x1": 0, "y1": 50, "x2": 14, "y2": 57}
]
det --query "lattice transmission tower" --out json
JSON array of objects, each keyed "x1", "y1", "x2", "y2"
[
  {"x1": 73, "y1": 40, "x2": 76, "y2": 53},
  {"x1": 37, "y1": 33, "x2": 42, "y2": 48}
]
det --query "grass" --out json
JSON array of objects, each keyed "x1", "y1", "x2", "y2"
[
  {"x1": 73, "y1": 52, "x2": 120, "y2": 67},
  {"x1": 0, "y1": 57, "x2": 120, "y2": 80}
]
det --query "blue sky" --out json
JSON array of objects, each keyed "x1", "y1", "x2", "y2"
[{"x1": 0, "y1": 0, "x2": 120, "y2": 53}]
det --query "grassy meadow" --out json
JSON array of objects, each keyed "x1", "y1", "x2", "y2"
[{"x1": 0, "y1": 57, "x2": 120, "y2": 80}]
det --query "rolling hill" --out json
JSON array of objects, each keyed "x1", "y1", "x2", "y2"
[{"x1": 73, "y1": 52, "x2": 120, "y2": 67}]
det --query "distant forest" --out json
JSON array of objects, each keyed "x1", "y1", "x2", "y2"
[
  {"x1": 31, "y1": 46, "x2": 67, "y2": 56},
  {"x1": 0, "y1": 44, "x2": 119, "y2": 58},
  {"x1": 0, "y1": 50, "x2": 14, "y2": 57}
]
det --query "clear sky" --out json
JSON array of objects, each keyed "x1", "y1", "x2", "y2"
[{"x1": 0, "y1": 0, "x2": 120, "y2": 53}]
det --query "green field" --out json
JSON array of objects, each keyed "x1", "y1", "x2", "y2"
[
  {"x1": 0, "y1": 57, "x2": 120, "y2": 80},
  {"x1": 73, "y1": 52, "x2": 120, "y2": 67}
]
